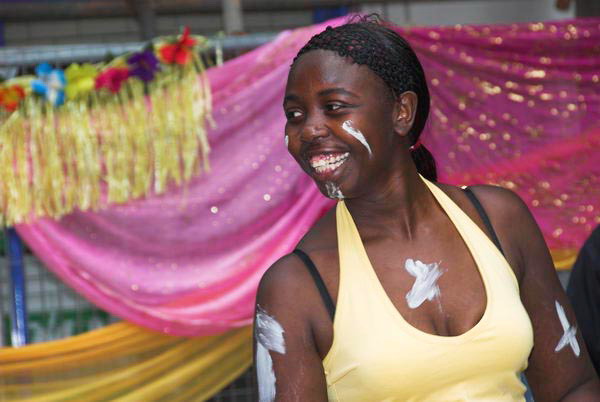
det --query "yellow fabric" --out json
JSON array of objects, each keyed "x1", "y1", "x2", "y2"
[
  {"x1": 324, "y1": 177, "x2": 534, "y2": 401},
  {"x1": 551, "y1": 248, "x2": 578, "y2": 270},
  {"x1": 0, "y1": 322, "x2": 252, "y2": 401}
]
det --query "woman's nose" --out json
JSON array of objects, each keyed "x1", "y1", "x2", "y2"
[{"x1": 300, "y1": 113, "x2": 328, "y2": 142}]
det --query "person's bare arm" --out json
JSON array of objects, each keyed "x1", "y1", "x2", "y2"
[
  {"x1": 475, "y1": 186, "x2": 600, "y2": 401},
  {"x1": 253, "y1": 254, "x2": 329, "y2": 402}
]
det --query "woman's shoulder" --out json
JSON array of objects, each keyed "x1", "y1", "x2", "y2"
[
  {"x1": 257, "y1": 253, "x2": 315, "y2": 302},
  {"x1": 255, "y1": 249, "x2": 337, "y2": 344},
  {"x1": 436, "y1": 181, "x2": 531, "y2": 224},
  {"x1": 436, "y1": 182, "x2": 536, "y2": 281},
  {"x1": 256, "y1": 205, "x2": 339, "y2": 310}
]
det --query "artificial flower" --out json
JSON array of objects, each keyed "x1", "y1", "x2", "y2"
[
  {"x1": 95, "y1": 67, "x2": 130, "y2": 93},
  {"x1": 0, "y1": 84, "x2": 26, "y2": 112},
  {"x1": 64, "y1": 63, "x2": 98, "y2": 100},
  {"x1": 159, "y1": 26, "x2": 197, "y2": 65},
  {"x1": 127, "y1": 50, "x2": 160, "y2": 82},
  {"x1": 31, "y1": 63, "x2": 66, "y2": 106}
]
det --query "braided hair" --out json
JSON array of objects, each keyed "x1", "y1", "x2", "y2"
[{"x1": 292, "y1": 16, "x2": 437, "y2": 181}]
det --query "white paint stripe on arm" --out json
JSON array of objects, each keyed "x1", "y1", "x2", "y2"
[{"x1": 255, "y1": 305, "x2": 286, "y2": 402}]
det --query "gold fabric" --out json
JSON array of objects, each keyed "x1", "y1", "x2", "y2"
[
  {"x1": 0, "y1": 323, "x2": 252, "y2": 401},
  {"x1": 551, "y1": 248, "x2": 577, "y2": 270}
]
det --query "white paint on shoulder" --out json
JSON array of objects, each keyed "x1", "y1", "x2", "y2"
[
  {"x1": 405, "y1": 258, "x2": 443, "y2": 309},
  {"x1": 342, "y1": 120, "x2": 372, "y2": 156},
  {"x1": 554, "y1": 300, "x2": 580, "y2": 357},
  {"x1": 325, "y1": 181, "x2": 344, "y2": 200},
  {"x1": 255, "y1": 305, "x2": 286, "y2": 402}
]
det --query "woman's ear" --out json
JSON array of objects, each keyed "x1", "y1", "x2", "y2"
[{"x1": 393, "y1": 91, "x2": 418, "y2": 138}]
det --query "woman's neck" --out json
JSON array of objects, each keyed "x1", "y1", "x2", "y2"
[{"x1": 344, "y1": 163, "x2": 435, "y2": 241}]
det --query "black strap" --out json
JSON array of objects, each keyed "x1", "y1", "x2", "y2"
[
  {"x1": 293, "y1": 249, "x2": 335, "y2": 320},
  {"x1": 462, "y1": 187, "x2": 505, "y2": 256}
]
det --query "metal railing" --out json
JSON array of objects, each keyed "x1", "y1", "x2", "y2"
[{"x1": 0, "y1": 32, "x2": 277, "y2": 70}]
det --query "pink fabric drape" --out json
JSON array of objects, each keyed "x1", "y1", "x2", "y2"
[{"x1": 17, "y1": 17, "x2": 600, "y2": 336}]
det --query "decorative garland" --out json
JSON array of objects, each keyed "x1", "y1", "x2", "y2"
[{"x1": 0, "y1": 27, "x2": 213, "y2": 226}]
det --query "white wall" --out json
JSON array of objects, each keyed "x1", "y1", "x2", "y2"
[{"x1": 361, "y1": 0, "x2": 575, "y2": 26}]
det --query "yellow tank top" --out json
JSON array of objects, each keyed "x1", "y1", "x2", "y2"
[{"x1": 323, "y1": 177, "x2": 534, "y2": 401}]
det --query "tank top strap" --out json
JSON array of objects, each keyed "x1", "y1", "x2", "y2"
[
  {"x1": 335, "y1": 200, "x2": 373, "y2": 277},
  {"x1": 420, "y1": 177, "x2": 505, "y2": 262},
  {"x1": 461, "y1": 186, "x2": 505, "y2": 255},
  {"x1": 335, "y1": 200, "x2": 392, "y2": 297}
]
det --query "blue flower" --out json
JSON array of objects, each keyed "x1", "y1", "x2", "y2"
[{"x1": 31, "y1": 63, "x2": 66, "y2": 106}]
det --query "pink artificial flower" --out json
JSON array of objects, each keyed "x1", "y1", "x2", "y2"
[{"x1": 95, "y1": 67, "x2": 130, "y2": 93}]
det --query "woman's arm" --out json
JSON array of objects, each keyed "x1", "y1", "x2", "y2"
[
  {"x1": 253, "y1": 254, "x2": 330, "y2": 402},
  {"x1": 479, "y1": 186, "x2": 600, "y2": 401}
]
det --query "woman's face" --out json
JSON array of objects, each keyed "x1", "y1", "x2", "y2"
[{"x1": 284, "y1": 50, "x2": 412, "y2": 200}]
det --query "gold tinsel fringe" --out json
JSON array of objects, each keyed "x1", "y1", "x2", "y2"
[{"x1": 0, "y1": 57, "x2": 212, "y2": 226}]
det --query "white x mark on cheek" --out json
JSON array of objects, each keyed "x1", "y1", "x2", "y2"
[
  {"x1": 405, "y1": 259, "x2": 443, "y2": 309},
  {"x1": 554, "y1": 300, "x2": 580, "y2": 357}
]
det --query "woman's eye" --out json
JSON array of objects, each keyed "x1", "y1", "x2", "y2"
[
  {"x1": 326, "y1": 103, "x2": 344, "y2": 111},
  {"x1": 285, "y1": 110, "x2": 303, "y2": 119}
]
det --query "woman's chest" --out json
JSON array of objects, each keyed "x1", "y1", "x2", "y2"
[
  {"x1": 364, "y1": 233, "x2": 488, "y2": 337},
  {"x1": 314, "y1": 230, "x2": 490, "y2": 333}
]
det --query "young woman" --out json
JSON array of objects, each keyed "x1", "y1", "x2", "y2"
[{"x1": 254, "y1": 17, "x2": 600, "y2": 401}]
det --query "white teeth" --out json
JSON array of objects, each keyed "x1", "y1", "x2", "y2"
[
  {"x1": 313, "y1": 158, "x2": 347, "y2": 173},
  {"x1": 309, "y1": 152, "x2": 349, "y2": 171}
]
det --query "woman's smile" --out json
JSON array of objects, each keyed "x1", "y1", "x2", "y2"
[{"x1": 308, "y1": 151, "x2": 350, "y2": 179}]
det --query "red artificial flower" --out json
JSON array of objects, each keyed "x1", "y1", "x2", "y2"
[
  {"x1": 159, "y1": 26, "x2": 197, "y2": 65},
  {"x1": 95, "y1": 67, "x2": 130, "y2": 93},
  {"x1": 0, "y1": 84, "x2": 26, "y2": 112}
]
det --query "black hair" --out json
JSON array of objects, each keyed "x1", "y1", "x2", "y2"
[{"x1": 292, "y1": 15, "x2": 437, "y2": 181}]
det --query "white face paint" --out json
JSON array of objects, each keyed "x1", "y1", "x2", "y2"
[
  {"x1": 342, "y1": 120, "x2": 372, "y2": 157},
  {"x1": 284, "y1": 134, "x2": 289, "y2": 148},
  {"x1": 255, "y1": 305, "x2": 286, "y2": 402},
  {"x1": 554, "y1": 301, "x2": 580, "y2": 357},
  {"x1": 405, "y1": 259, "x2": 443, "y2": 309},
  {"x1": 325, "y1": 181, "x2": 344, "y2": 200}
]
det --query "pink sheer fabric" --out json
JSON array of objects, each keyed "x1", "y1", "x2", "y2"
[{"x1": 16, "y1": 17, "x2": 600, "y2": 335}]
